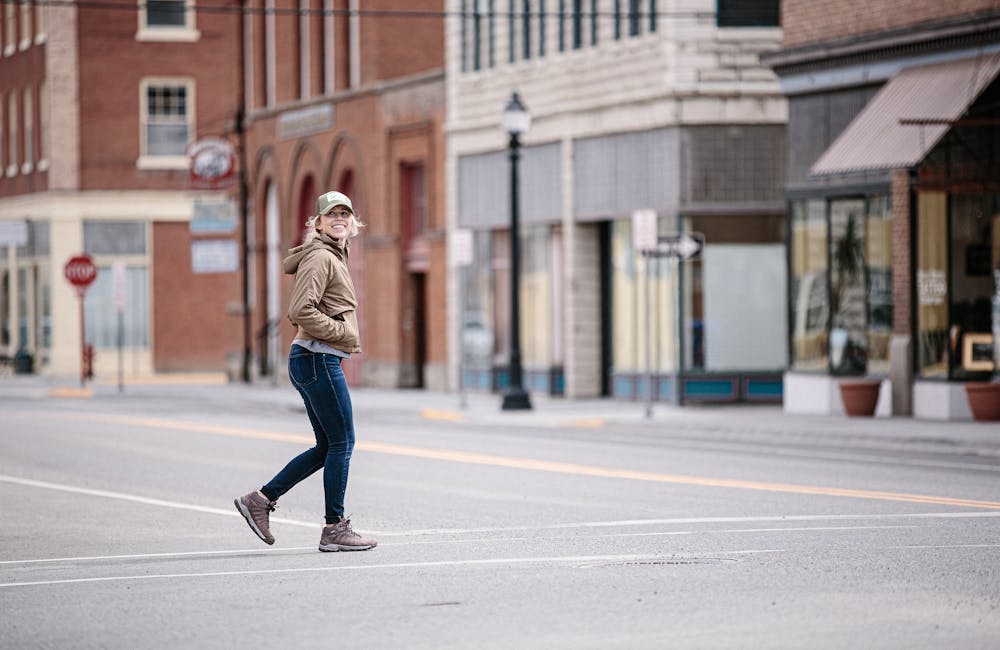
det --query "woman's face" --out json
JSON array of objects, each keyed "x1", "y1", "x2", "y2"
[{"x1": 317, "y1": 207, "x2": 352, "y2": 240}]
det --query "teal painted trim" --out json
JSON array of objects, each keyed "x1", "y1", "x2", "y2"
[
  {"x1": 684, "y1": 379, "x2": 736, "y2": 398},
  {"x1": 746, "y1": 379, "x2": 783, "y2": 398}
]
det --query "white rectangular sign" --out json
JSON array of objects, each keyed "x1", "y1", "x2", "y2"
[
  {"x1": 112, "y1": 262, "x2": 127, "y2": 311},
  {"x1": 632, "y1": 209, "x2": 658, "y2": 252},
  {"x1": 191, "y1": 201, "x2": 238, "y2": 234},
  {"x1": 0, "y1": 220, "x2": 28, "y2": 246},
  {"x1": 191, "y1": 240, "x2": 239, "y2": 274},
  {"x1": 451, "y1": 228, "x2": 474, "y2": 267}
]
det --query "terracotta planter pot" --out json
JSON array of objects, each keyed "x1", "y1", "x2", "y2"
[
  {"x1": 965, "y1": 383, "x2": 1000, "y2": 422},
  {"x1": 839, "y1": 380, "x2": 881, "y2": 417}
]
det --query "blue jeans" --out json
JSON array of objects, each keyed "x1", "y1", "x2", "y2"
[{"x1": 262, "y1": 344, "x2": 354, "y2": 524}]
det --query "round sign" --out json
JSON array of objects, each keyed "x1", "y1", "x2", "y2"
[
  {"x1": 188, "y1": 137, "x2": 236, "y2": 189},
  {"x1": 64, "y1": 254, "x2": 98, "y2": 288}
]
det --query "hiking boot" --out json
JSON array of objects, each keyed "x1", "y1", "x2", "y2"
[
  {"x1": 234, "y1": 491, "x2": 276, "y2": 545},
  {"x1": 318, "y1": 518, "x2": 377, "y2": 552}
]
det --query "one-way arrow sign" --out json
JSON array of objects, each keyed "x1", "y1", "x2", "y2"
[{"x1": 642, "y1": 232, "x2": 705, "y2": 259}]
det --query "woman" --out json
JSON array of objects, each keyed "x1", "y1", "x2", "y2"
[{"x1": 235, "y1": 190, "x2": 376, "y2": 552}]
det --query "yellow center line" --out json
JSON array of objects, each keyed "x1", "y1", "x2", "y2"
[{"x1": 15, "y1": 411, "x2": 1000, "y2": 510}]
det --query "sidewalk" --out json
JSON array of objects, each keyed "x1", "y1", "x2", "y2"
[{"x1": 1, "y1": 373, "x2": 997, "y2": 454}]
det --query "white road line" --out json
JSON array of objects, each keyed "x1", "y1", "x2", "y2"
[
  {"x1": 374, "y1": 510, "x2": 1000, "y2": 536},
  {"x1": 4, "y1": 472, "x2": 999, "y2": 537},
  {"x1": 0, "y1": 474, "x2": 316, "y2": 529},
  {"x1": 0, "y1": 547, "x2": 316, "y2": 566},
  {"x1": 881, "y1": 544, "x2": 1000, "y2": 550},
  {"x1": 0, "y1": 525, "x2": 915, "y2": 566},
  {"x1": 0, "y1": 550, "x2": 786, "y2": 589}
]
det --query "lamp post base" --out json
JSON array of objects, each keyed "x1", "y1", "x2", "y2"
[{"x1": 501, "y1": 389, "x2": 533, "y2": 411}]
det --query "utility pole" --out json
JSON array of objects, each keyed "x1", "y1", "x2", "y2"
[{"x1": 236, "y1": 0, "x2": 251, "y2": 383}]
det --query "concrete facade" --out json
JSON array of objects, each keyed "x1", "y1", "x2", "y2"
[{"x1": 446, "y1": 0, "x2": 786, "y2": 400}]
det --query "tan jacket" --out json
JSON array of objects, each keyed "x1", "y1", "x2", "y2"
[{"x1": 284, "y1": 233, "x2": 361, "y2": 354}]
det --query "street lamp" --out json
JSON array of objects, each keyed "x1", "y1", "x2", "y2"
[{"x1": 500, "y1": 91, "x2": 532, "y2": 411}]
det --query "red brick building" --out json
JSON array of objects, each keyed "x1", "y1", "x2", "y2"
[
  {"x1": 764, "y1": 1, "x2": 1000, "y2": 419},
  {"x1": 241, "y1": 0, "x2": 447, "y2": 388},
  {"x1": 0, "y1": 0, "x2": 243, "y2": 378},
  {"x1": 0, "y1": 0, "x2": 447, "y2": 389}
]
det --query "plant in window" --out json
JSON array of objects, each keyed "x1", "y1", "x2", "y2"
[{"x1": 831, "y1": 212, "x2": 866, "y2": 374}]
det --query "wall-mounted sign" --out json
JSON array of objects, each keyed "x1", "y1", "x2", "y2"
[
  {"x1": 278, "y1": 104, "x2": 334, "y2": 140},
  {"x1": 0, "y1": 220, "x2": 28, "y2": 246},
  {"x1": 188, "y1": 137, "x2": 236, "y2": 190},
  {"x1": 917, "y1": 269, "x2": 946, "y2": 306},
  {"x1": 191, "y1": 240, "x2": 239, "y2": 274},
  {"x1": 191, "y1": 200, "x2": 238, "y2": 234},
  {"x1": 962, "y1": 333, "x2": 995, "y2": 372}
]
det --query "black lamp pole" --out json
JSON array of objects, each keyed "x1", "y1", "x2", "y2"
[{"x1": 501, "y1": 93, "x2": 532, "y2": 410}]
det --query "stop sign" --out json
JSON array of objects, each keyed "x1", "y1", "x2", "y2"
[{"x1": 64, "y1": 254, "x2": 98, "y2": 289}]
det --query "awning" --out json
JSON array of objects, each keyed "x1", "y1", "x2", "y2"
[{"x1": 810, "y1": 53, "x2": 1000, "y2": 176}]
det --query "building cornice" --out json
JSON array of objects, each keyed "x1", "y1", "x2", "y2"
[
  {"x1": 762, "y1": 11, "x2": 1000, "y2": 75},
  {"x1": 247, "y1": 69, "x2": 445, "y2": 124}
]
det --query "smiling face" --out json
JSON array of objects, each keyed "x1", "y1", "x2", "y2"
[{"x1": 317, "y1": 206, "x2": 353, "y2": 240}]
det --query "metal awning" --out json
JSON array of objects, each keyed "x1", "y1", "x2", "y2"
[{"x1": 810, "y1": 53, "x2": 1000, "y2": 176}]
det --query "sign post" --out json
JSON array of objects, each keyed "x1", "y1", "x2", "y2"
[
  {"x1": 451, "y1": 228, "x2": 474, "y2": 409},
  {"x1": 112, "y1": 262, "x2": 127, "y2": 393},
  {"x1": 64, "y1": 255, "x2": 98, "y2": 388},
  {"x1": 636, "y1": 232, "x2": 705, "y2": 417}
]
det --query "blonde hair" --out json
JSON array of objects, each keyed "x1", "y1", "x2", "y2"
[{"x1": 304, "y1": 212, "x2": 364, "y2": 243}]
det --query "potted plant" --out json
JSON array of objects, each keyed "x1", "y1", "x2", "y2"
[
  {"x1": 839, "y1": 379, "x2": 882, "y2": 417},
  {"x1": 965, "y1": 382, "x2": 1000, "y2": 421}
]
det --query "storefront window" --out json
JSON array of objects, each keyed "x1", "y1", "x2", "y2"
[
  {"x1": 949, "y1": 193, "x2": 998, "y2": 380},
  {"x1": 611, "y1": 218, "x2": 679, "y2": 381},
  {"x1": 460, "y1": 230, "x2": 495, "y2": 366},
  {"x1": 84, "y1": 265, "x2": 150, "y2": 348},
  {"x1": 866, "y1": 196, "x2": 892, "y2": 375},
  {"x1": 520, "y1": 225, "x2": 553, "y2": 370},
  {"x1": 916, "y1": 192, "x2": 948, "y2": 378},
  {"x1": 789, "y1": 199, "x2": 828, "y2": 371},
  {"x1": 829, "y1": 199, "x2": 867, "y2": 375},
  {"x1": 685, "y1": 213, "x2": 786, "y2": 371}
]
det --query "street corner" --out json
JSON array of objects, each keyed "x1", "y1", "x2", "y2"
[
  {"x1": 47, "y1": 386, "x2": 94, "y2": 399},
  {"x1": 420, "y1": 408, "x2": 467, "y2": 422}
]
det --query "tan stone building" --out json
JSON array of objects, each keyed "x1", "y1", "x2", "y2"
[{"x1": 447, "y1": 1, "x2": 787, "y2": 403}]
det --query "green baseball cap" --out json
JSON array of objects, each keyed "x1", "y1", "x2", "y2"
[{"x1": 316, "y1": 191, "x2": 353, "y2": 216}]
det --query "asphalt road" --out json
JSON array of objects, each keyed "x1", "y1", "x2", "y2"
[{"x1": 1, "y1": 385, "x2": 998, "y2": 648}]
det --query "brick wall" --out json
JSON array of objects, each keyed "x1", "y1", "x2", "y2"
[
  {"x1": 891, "y1": 170, "x2": 911, "y2": 337},
  {"x1": 782, "y1": 0, "x2": 997, "y2": 49},
  {"x1": 152, "y1": 221, "x2": 242, "y2": 371},
  {"x1": 76, "y1": 4, "x2": 239, "y2": 190}
]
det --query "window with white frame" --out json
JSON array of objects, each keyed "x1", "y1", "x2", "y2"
[
  {"x1": 139, "y1": 80, "x2": 193, "y2": 168},
  {"x1": 7, "y1": 91, "x2": 18, "y2": 177},
  {"x1": 37, "y1": 81, "x2": 46, "y2": 168},
  {"x1": 22, "y1": 86, "x2": 32, "y2": 172},
  {"x1": 137, "y1": 0, "x2": 199, "y2": 41},
  {"x1": 4, "y1": 2, "x2": 15, "y2": 55},
  {"x1": 19, "y1": 0, "x2": 31, "y2": 49},
  {"x1": 33, "y1": 0, "x2": 45, "y2": 44}
]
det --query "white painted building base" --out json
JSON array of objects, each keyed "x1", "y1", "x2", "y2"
[
  {"x1": 912, "y1": 381, "x2": 974, "y2": 421},
  {"x1": 784, "y1": 372, "x2": 979, "y2": 420},
  {"x1": 783, "y1": 372, "x2": 892, "y2": 417}
]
